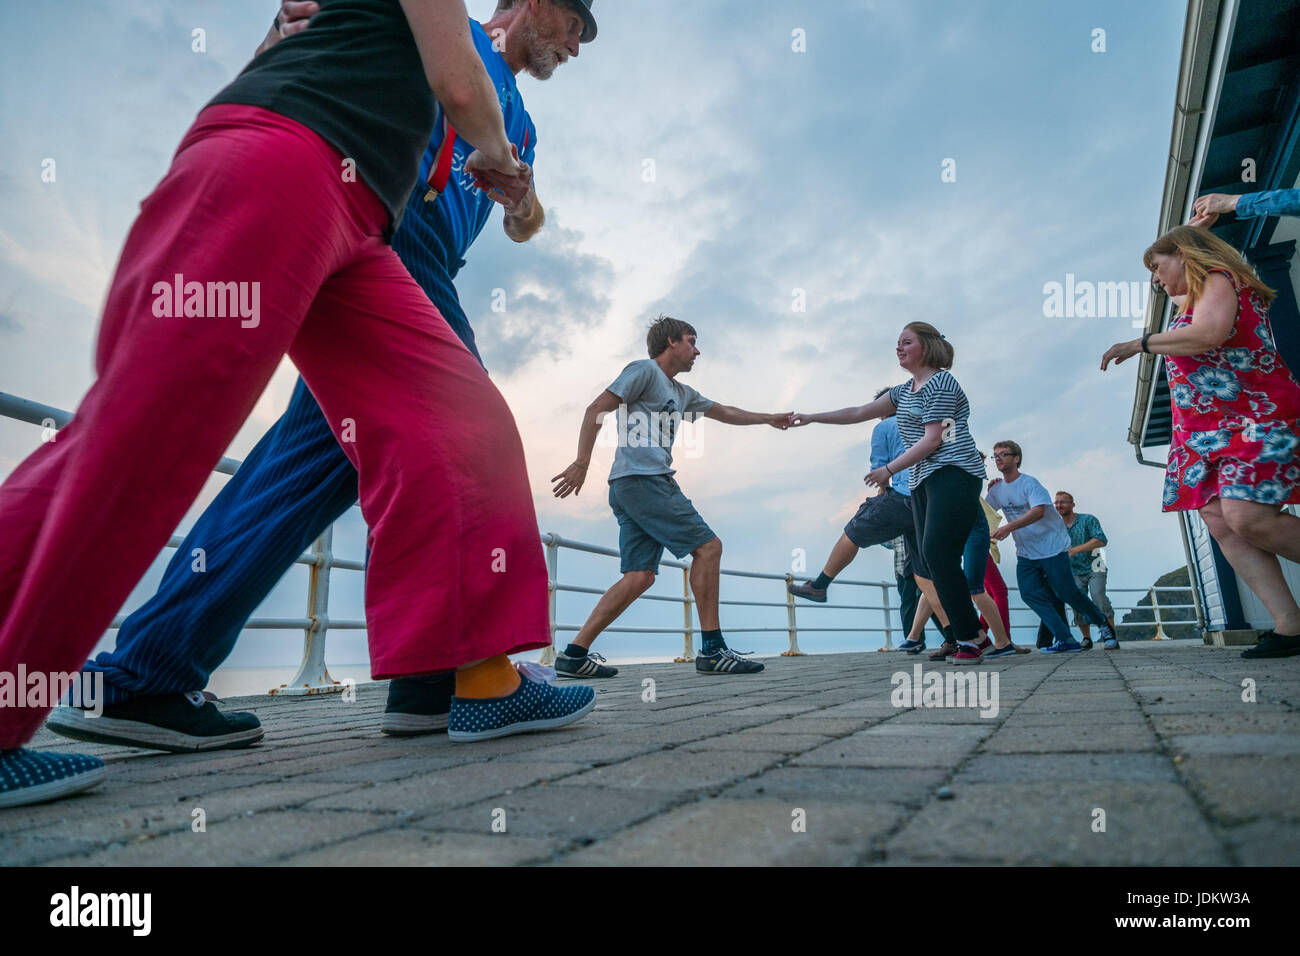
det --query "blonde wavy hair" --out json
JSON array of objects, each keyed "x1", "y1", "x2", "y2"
[{"x1": 1143, "y1": 225, "x2": 1275, "y2": 315}]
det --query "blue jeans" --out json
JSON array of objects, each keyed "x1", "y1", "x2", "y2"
[
  {"x1": 1018, "y1": 552, "x2": 1107, "y2": 645},
  {"x1": 961, "y1": 511, "x2": 989, "y2": 594},
  {"x1": 85, "y1": 282, "x2": 479, "y2": 704}
]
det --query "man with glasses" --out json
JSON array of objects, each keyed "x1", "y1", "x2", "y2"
[{"x1": 985, "y1": 441, "x2": 1120, "y2": 652}]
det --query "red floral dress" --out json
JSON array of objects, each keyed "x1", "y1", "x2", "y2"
[{"x1": 1163, "y1": 268, "x2": 1300, "y2": 512}]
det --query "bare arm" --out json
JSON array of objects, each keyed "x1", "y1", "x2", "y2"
[
  {"x1": 1101, "y1": 273, "x2": 1238, "y2": 369},
  {"x1": 864, "y1": 420, "x2": 941, "y2": 487},
  {"x1": 503, "y1": 188, "x2": 544, "y2": 242},
  {"x1": 1069, "y1": 537, "x2": 1106, "y2": 556},
  {"x1": 792, "y1": 393, "x2": 895, "y2": 426},
  {"x1": 398, "y1": 0, "x2": 518, "y2": 171},
  {"x1": 703, "y1": 404, "x2": 791, "y2": 428},
  {"x1": 1003, "y1": 504, "x2": 1047, "y2": 533},
  {"x1": 552, "y1": 390, "x2": 622, "y2": 498}
]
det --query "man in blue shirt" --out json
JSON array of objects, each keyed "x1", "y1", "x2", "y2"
[
  {"x1": 1189, "y1": 188, "x2": 1300, "y2": 228},
  {"x1": 47, "y1": 0, "x2": 598, "y2": 752}
]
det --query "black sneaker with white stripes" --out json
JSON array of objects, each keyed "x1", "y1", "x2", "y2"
[
  {"x1": 555, "y1": 650, "x2": 618, "y2": 678},
  {"x1": 695, "y1": 647, "x2": 765, "y2": 674}
]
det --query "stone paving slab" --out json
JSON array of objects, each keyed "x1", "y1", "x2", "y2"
[{"x1": 4, "y1": 643, "x2": 1298, "y2": 866}]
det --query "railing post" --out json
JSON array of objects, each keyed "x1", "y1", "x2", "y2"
[
  {"x1": 782, "y1": 573, "x2": 803, "y2": 656},
  {"x1": 541, "y1": 534, "x2": 559, "y2": 665},
  {"x1": 881, "y1": 582, "x2": 894, "y2": 650},
  {"x1": 1150, "y1": 586, "x2": 1168, "y2": 640},
  {"x1": 270, "y1": 526, "x2": 342, "y2": 695},
  {"x1": 675, "y1": 565, "x2": 695, "y2": 662}
]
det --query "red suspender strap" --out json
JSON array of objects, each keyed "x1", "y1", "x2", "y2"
[{"x1": 423, "y1": 116, "x2": 457, "y2": 202}]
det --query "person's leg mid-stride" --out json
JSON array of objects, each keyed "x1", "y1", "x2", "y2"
[{"x1": 0, "y1": 106, "x2": 590, "y2": 809}]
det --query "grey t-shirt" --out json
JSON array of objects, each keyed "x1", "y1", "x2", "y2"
[{"x1": 606, "y1": 359, "x2": 713, "y2": 480}]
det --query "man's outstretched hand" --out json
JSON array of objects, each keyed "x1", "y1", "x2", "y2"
[
  {"x1": 552, "y1": 461, "x2": 588, "y2": 498},
  {"x1": 768, "y1": 412, "x2": 794, "y2": 430}
]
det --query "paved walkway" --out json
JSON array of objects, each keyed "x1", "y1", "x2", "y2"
[{"x1": 5, "y1": 642, "x2": 1299, "y2": 866}]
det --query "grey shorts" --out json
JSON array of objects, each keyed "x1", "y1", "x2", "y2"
[
  {"x1": 609, "y1": 474, "x2": 717, "y2": 573},
  {"x1": 844, "y1": 489, "x2": 919, "y2": 575}
]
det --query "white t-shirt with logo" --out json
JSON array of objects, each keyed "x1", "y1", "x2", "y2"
[{"x1": 984, "y1": 473, "x2": 1070, "y2": 560}]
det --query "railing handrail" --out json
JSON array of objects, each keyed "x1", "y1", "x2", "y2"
[{"x1": 2, "y1": 392, "x2": 1204, "y2": 689}]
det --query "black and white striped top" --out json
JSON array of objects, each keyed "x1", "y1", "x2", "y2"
[{"x1": 888, "y1": 370, "x2": 985, "y2": 491}]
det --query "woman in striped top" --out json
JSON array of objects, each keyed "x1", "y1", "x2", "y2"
[{"x1": 793, "y1": 322, "x2": 988, "y2": 660}]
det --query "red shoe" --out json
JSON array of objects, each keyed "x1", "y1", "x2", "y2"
[
  {"x1": 976, "y1": 636, "x2": 992, "y2": 654},
  {"x1": 952, "y1": 644, "x2": 984, "y2": 665}
]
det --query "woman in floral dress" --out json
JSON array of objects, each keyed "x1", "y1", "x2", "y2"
[{"x1": 1103, "y1": 225, "x2": 1300, "y2": 659}]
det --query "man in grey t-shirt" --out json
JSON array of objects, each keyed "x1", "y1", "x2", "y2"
[{"x1": 552, "y1": 314, "x2": 791, "y2": 677}]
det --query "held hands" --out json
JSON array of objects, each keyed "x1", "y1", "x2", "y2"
[
  {"x1": 789, "y1": 412, "x2": 815, "y2": 427},
  {"x1": 768, "y1": 412, "x2": 794, "y2": 430},
  {"x1": 475, "y1": 153, "x2": 535, "y2": 216},
  {"x1": 277, "y1": 1, "x2": 317, "y2": 37},
  {"x1": 551, "y1": 461, "x2": 588, "y2": 499},
  {"x1": 1188, "y1": 193, "x2": 1238, "y2": 229},
  {"x1": 466, "y1": 144, "x2": 530, "y2": 195},
  {"x1": 259, "y1": 1, "x2": 316, "y2": 54},
  {"x1": 1101, "y1": 339, "x2": 1142, "y2": 370}
]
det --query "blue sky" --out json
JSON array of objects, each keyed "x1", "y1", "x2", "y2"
[{"x1": 0, "y1": 0, "x2": 1190, "y2": 675}]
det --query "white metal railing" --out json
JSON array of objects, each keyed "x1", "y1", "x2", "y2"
[
  {"x1": 0, "y1": 392, "x2": 1201, "y2": 694},
  {"x1": 539, "y1": 533, "x2": 1197, "y2": 662}
]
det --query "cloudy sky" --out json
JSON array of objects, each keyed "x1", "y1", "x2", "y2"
[{"x1": 0, "y1": 0, "x2": 1189, "y2": 677}]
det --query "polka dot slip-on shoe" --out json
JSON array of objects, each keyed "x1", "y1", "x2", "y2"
[
  {"x1": 447, "y1": 675, "x2": 596, "y2": 742},
  {"x1": 0, "y1": 748, "x2": 107, "y2": 809}
]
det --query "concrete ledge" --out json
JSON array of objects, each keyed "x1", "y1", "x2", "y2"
[{"x1": 1205, "y1": 629, "x2": 1260, "y2": 647}]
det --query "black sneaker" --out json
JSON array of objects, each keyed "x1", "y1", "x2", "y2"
[
  {"x1": 788, "y1": 581, "x2": 827, "y2": 603},
  {"x1": 45, "y1": 693, "x2": 263, "y2": 753},
  {"x1": 1080, "y1": 636, "x2": 1094, "y2": 650},
  {"x1": 897, "y1": 638, "x2": 925, "y2": 653},
  {"x1": 555, "y1": 650, "x2": 618, "y2": 678},
  {"x1": 696, "y1": 648, "x2": 765, "y2": 674},
  {"x1": 1241, "y1": 631, "x2": 1300, "y2": 660},
  {"x1": 381, "y1": 674, "x2": 452, "y2": 735}
]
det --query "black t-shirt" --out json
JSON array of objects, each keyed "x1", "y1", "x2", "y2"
[{"x1": 207, "y1": 0, "x2": 436, "y2": 239}]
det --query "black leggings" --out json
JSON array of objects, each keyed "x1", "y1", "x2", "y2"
[{"x1": 911, "y1": 466, "x2": 984, "y2": 643}]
